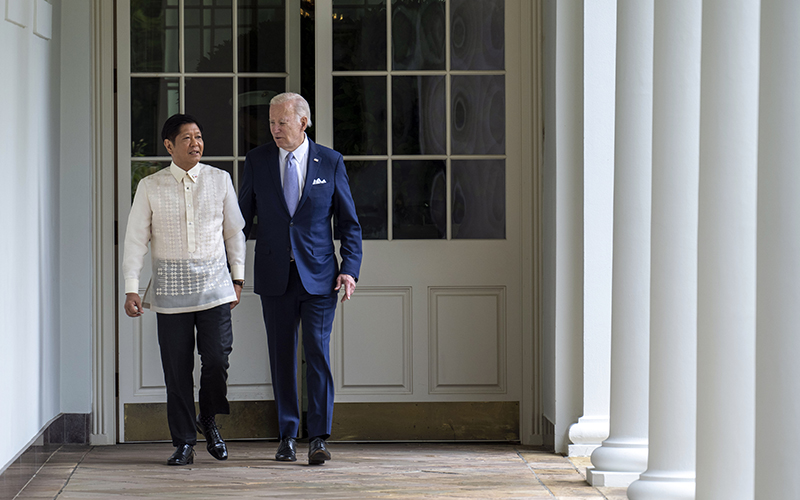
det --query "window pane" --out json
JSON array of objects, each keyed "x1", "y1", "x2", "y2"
[
  {"x1": 392, "y1": 76, "x2": 445, "y2": 155},
  {"x1": 451, "y1": 75, "x2": 505, "y2": 155},
  {"x1": 185, "y1": 0, "x2": 233, "y2": 72},
  {"x1": 131, "y1": 0, "x2": 180, "y2": 73},
  {"x1": 343, "y1": 161, "x2": 387, "y2": 240},
  {"x1": 238, "y1": 0, "x2": 286, "y2": 73},
  {"x1": 391, "y1": 0, "x2": 445, "y2": 70},
  {"x1": 185, "y1": 78, "x2": 233, "y2": 156},
  {"x1": 393, "y1": 160, "x2": 446, "y2": 239},
  {"x1": 333, "y1": 76, "x2": 388, "y2": 155},
  {"x1": 450, "y1": 0, "x2": 504, "y2": 71},
  {"x1": 208, "y1": 161, "x2": 234, "y2": 180},
  {"x1": 333, "y1": 0, "x2": 387, "y2": 71},
  {"x1": 451, "y1": 160, "x2": 505, "y2": 239},
  {"x1": 131, "y1": 160, "x2": 170, "y2": 201},
  {"x1": 131, "y1": 78, "x2": 180, "y2": 157},
  {"x1": 238, "y1": 78, "x2": 284, "y2": 154}
]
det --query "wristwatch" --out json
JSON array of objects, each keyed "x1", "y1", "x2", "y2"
[{"x1": 232, "y1": 280, "x2": 245, "y2": 287}]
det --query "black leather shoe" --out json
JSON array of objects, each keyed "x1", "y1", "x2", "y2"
[
  {"x1": 308, "y1": 437, "x2": 331, "y2": 465},
  {"x1": 196, "y1": 415, "x2": 228, "y2": 461},
  {"x1": 275, "y1": 437, "x2": 297, "y2": 462},
  {"x1": 167, "y1": 444, "x2": 194, "y2": 466}
]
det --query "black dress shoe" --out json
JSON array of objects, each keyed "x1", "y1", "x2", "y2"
[
  {"x1": 195, "y1": 415, "x2": 228, "y2": 461},
  {"x1": 308, "y1": 437, "x2": 331, "y2": 465},
  {"x1": 275, "y1": 437, "x2": 297, "y2": 462},
  {"x1": 167, "y1": 444, "x2": 194, "y2": 466}
]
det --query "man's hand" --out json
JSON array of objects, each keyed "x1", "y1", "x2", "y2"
[
  {"x1": 231, "y1": 283, "x2": 243, "y2": 309},
  {"x1": 334, "y1": 274, "x2": 356, "y2": 302},
  {"x1": 125, "y1": 293, "x2": 144, "y2": 317}
]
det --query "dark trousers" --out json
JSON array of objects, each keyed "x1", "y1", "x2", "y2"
[
  {"x1": 156, "y1": 303, "x2": 233, "y2": 447},
  {"x1": 260, "y1": 262, "x2": 337, "y2": 440}
]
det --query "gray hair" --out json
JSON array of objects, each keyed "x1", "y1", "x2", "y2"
[{"x1": 270, "y1": 92, "x2": 313, "y2": 128}]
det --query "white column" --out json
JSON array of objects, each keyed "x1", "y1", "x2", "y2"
[
  {"x1": 552, "y1": 0, "x2": 585, "y2": 454},
  {"x1": 586, "y1": 0, "x2": 653, "y2": 486},
  {"x1": 568, "y1": 0, "x2": 616, "y2": 458},
  {"x1": 626, "y1": 1, "x2": 701, "y2": 499},
  {"x1": 695, "y1": 1, "x2": 759, "y2": 498},
  {"x1": 754, "y1": 1, "x2": 800, "y2": 498}
]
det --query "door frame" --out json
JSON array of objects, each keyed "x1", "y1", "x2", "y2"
[
  {"x1": 90, "y1": 0, "x2": 544, "y2": 446},
  {"x1": 90, "y1": 0, "x2": 117, "y2": 445},
  {"x1": 514, "y1": 0, "x2": 544, "y2": 446}
]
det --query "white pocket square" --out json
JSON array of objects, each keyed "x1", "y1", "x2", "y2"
[{"x1": 312, "y1": 178, "x2": 327, "y2": 185}]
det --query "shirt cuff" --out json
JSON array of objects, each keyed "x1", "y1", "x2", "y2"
[
  {"x1": 230, "y1": 265, "x2": 245, "y2": 281},
  {"x1": 125, "y1": 279, "x2": 140, "y2": 295}
]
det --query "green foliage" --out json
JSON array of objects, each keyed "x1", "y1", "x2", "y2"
[
  {"x1": 131, "y1": 139, "x2": 167, "y2": 201},
  {"x1": 130, "y1": 0, "x2": 177, "y2": 73}
]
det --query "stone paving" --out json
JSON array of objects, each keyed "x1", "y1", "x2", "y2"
[{"x1": 13, "y1": 443, "x2": 628, "y2": 499}]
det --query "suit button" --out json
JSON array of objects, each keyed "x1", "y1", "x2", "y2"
[{"x1": 289, "y1": 222, "x2": 294, "y2": 227}]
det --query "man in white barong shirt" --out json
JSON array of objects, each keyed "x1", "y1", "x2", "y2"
[{"x1": 122, "y1": 114, "x2": 246, "y2": 466}]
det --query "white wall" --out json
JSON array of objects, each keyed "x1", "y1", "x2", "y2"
[
  {"x1": 0, "y1": 0, "x2": 94, "y2": 471},
  {"x1": 59, "y1": 0, "x2": 93, "y2": 414},
  {"x1": 541, "y1": 0, "x2": 557, "y2": 433},
  {"x1": 542, "y1": 0, "x2": 586, "y2": 453},
  {"x1": 0, "y1": 0, "x2": 63, "y2": 469}
]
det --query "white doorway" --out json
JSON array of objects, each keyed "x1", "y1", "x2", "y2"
[{"x1": 114, "y1": 0, "x2": 536, "y2": 443}]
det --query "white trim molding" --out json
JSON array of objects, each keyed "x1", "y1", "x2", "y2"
[
  {"x1": 90, "y1": 0, "x2": 117, "y2": 446},
  {"x1": 515, "y1": 0, "x2": 544, "y2": 448}
]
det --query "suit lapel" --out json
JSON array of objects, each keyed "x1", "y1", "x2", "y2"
[{"x1": 297, "y1": 139, "x2": 322, "y2": 213}]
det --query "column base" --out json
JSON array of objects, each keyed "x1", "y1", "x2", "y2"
[
  {"x1": 589, "y1": 438, "x2": 648, "y2": 472},
  {"x1": 567, "y1": 417, "x2": 609, "y2": 457},
  {"x1": 568, "y1": 444, "x2": 601, "y2": 457},
  {"x1": 586, "y1": 466, "x2": 641, "y2": 487},
  {"x1": 627, "y1": 472, "x2": 695, "y2": 500}
]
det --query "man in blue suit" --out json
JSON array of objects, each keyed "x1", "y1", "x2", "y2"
[{"x1": 239, "y1": 92, "x2": 362, "y2": 465}]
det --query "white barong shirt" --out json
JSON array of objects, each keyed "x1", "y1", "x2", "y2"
[{"x1": 122, "y1": 162, "x2": 246, "y2": 314}]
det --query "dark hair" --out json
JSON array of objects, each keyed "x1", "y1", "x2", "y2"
[{"x1": 161, "y1": 114, "x2": 203, "y2": 144}]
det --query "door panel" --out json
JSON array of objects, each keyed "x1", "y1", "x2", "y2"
[
  {"x1": 334, "y1": 286, "x2": 413, "y2": 395},
  {"x1": 429, "y1": 287, "x2": 507, "y2": 392}
]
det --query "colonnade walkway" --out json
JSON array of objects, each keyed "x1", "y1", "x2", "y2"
[{"x1": 9, "y1": 443, "x2": 626, "y2": 499}]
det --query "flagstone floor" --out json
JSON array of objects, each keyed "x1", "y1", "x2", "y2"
[{"x1": 9, "y1": 442, "x2": 627, "y2": 499}]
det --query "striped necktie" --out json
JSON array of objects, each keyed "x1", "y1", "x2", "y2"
[{"x1": 284, "y1": 152, "x2": 299, "y2": 216}]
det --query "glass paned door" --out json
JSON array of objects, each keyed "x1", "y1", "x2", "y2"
[
  {"x1": 128, "y1": 0, "x2": 294, "y2": 194},
  {"x1": 318, "y1": 0, "x2": 523, "y2": 437},
  {"x1": 329, "y1": 0, "x2": 506, "y2": 241},
  {"x1": 117, "y1": 0, "x2": 302, "y2": 443}
]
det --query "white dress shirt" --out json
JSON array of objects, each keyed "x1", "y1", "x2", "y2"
[
  {"x1": 279, "y1": 134, "x2": 309, "y2": 200},
  {"x1": 122, "y1": 162, "x2": 246, "y2": 314}
]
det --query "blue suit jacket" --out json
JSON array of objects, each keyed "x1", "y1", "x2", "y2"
[{"x1": 239, "y1": 139, "x2": 363, "y2": 296}]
